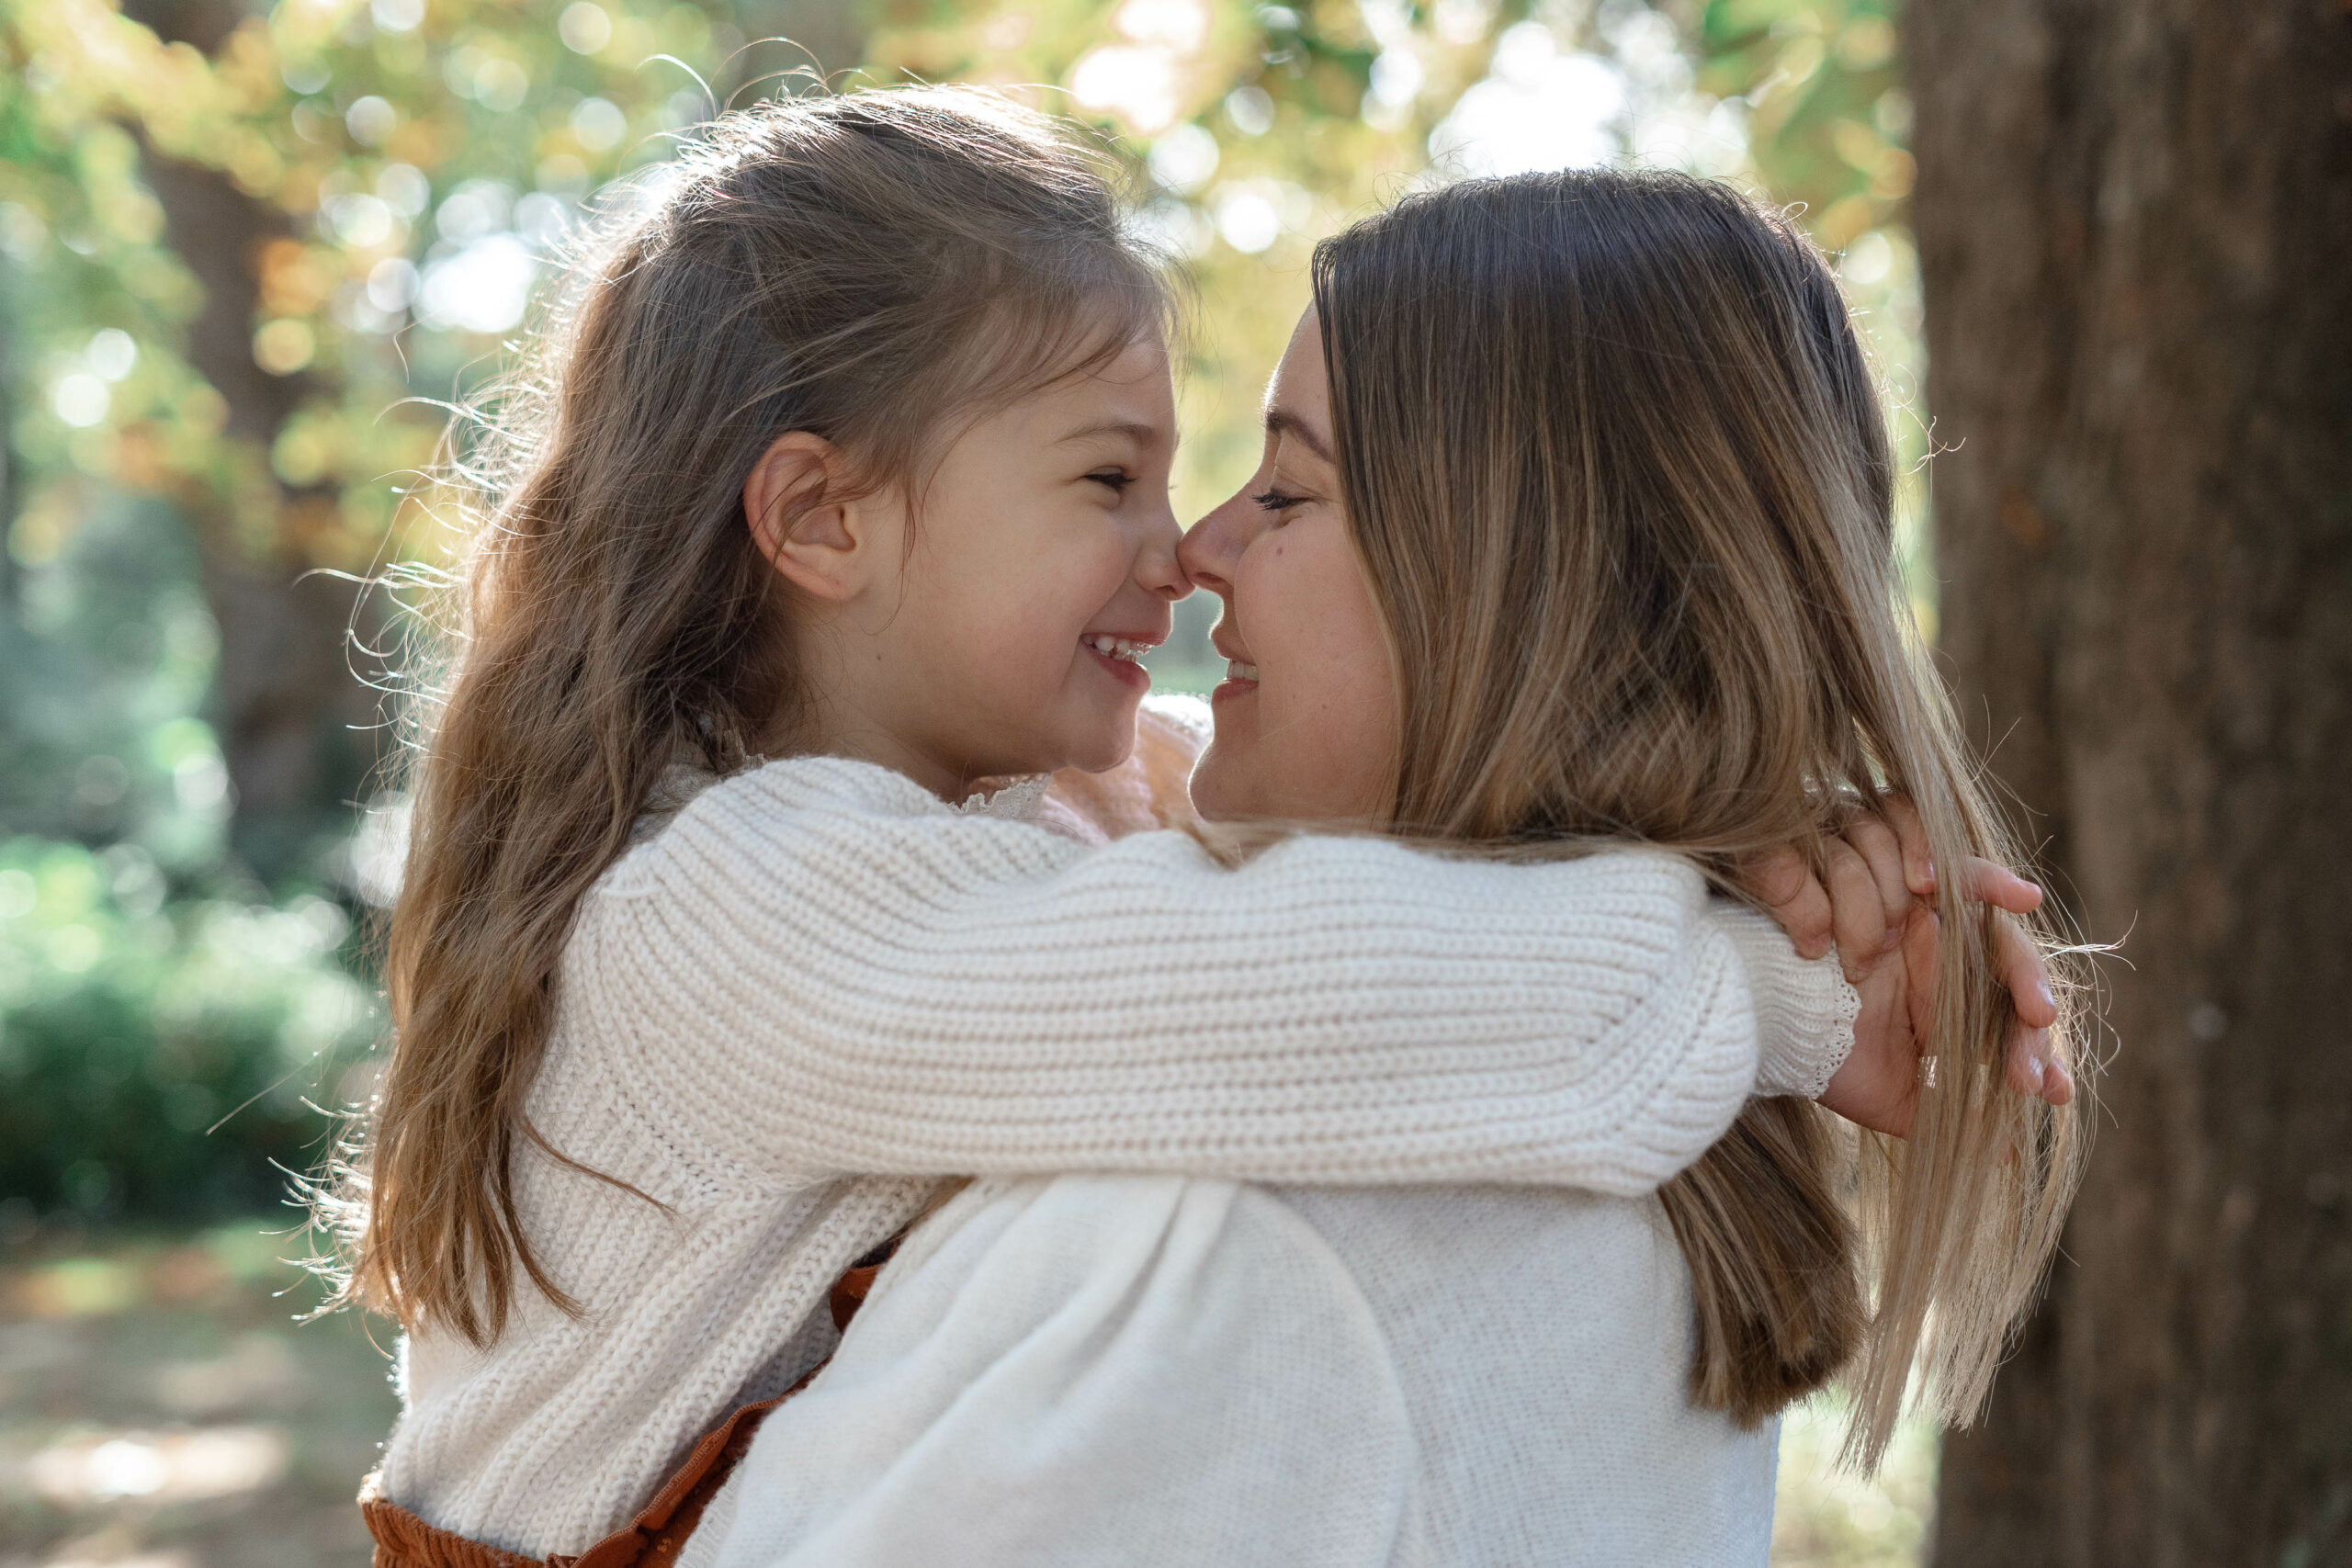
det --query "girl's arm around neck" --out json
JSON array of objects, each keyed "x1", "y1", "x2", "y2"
[{"x1": 571, "y1": 755, "x2": 1854, "y2": 1192}]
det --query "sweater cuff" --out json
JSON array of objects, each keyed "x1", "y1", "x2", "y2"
[{"x1": 1713, "y1": 903, "x2": 1860, "y2": 1101}]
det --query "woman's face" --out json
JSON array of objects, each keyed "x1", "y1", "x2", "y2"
[{"x1": 1180, "y1": 311, "x2": 1400, "y2": 824}]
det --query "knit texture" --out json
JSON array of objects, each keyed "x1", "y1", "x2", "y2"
[
  {"x1": 682, "y1": 1174, "x2": 1781, "y2": 1568},
  {"x1": 377, "y1": 705, "x2": 1853, "y2": 1557}
]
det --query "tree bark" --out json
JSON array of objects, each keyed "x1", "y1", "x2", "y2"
[
  {"x1": 1908, "y1": 2, "x2": 2352, "y2": 1564},
  {"x1": 133, "y1": 2, "x2": 384, "y2": 885}
]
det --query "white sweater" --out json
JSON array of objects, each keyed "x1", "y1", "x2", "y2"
[
  {"x1": 378, "y1": 742, "x2": 1855, "y2": 1557},
  {"x1": 682, "y1": 1175, "x2": 1780, "y2": 1568}
]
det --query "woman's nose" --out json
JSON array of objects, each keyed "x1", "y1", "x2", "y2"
[{"x1": 1178, "y1": 492, "x2": 1255, "y2": 599}]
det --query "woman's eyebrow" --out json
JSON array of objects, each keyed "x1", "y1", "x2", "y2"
[{"x1": 1264, "y1": 407, "x2": 1334, "y2": 465}]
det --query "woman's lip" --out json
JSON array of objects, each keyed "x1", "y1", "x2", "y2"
[
  {"x1": 1085, "y1": 644, "x2": 1153, "y2": 690},
  {"x1": 1210, "y1": 675, "x2": 1259, "y2": 705}
]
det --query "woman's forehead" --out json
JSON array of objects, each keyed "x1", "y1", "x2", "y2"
[{"x1": 1264, "y1": 312, "x2": 1332, "y2": 456}]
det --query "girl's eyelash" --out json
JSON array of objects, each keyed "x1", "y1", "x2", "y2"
[
  {"x1": 1088, "y1": 469, "x2": 1135, "y2": 492},
  {"x1": 1252, "y1": 489, "x2": 1306, "y2": 513}
]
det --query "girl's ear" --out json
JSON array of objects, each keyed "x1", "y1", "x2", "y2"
[{"x1": 745, "y1": 431, "x2": 865, "y2": 603}]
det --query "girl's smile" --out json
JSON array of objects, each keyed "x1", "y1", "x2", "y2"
[{"x1": 1080, "y1": 631, "x2": 1162, "y2": 690}]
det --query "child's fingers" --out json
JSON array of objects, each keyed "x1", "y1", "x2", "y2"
[
  {"x1": 2005, "y1": 1025, "x2": 2049, "y2": 1097},
  {"x1": 2042, "y1": 1054, "x2": 2075, "y2": 1105},
  {"x1": 1826, "y1": 838, "x2": 1894, "y2": 982},
  {"x1": 1877, "y1": 794, "x2": 1935, "y2": 897},
  {"x1": 1901, "y1": 904, "x2": 1939, "y2": 1050},
  {"x1": 2007, "y1": 1028, "x2": 2077, "y2": 1105},
  {"x1": 1739, "y1": 845, "x2": 1834, "y2": 961},
  {"x1": 1839, "y1": 814, "x2": 1910, "y2": 942},
  {"x1": 1995, "y1": 912, "x2": 2060, "y2": 1031},
  {"x1": 1961, "y1": 856, "x2": 2046, "y2": 916}
]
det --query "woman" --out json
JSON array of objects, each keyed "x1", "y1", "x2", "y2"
[{"x1": 673, "y1": 171, "x2": 2085, "y2": 1566}]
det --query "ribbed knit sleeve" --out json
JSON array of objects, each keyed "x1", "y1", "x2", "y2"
[
  {"x1": 569, "y1": 756, "x2": 1855, "y2": 1197},
  {"x1": 1713, "y1": 904, "x2": 1859, "y2": 1100}
]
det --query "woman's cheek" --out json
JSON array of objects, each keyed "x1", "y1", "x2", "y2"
[
  {"x1": 1244, "y1": 524, "x2": 1399, "y2": 818},
  {"x1": 1294, "y1": 660, "x2": 1397, "y2": 817}
]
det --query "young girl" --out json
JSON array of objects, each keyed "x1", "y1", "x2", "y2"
[
  {"x1": 338, "y1": 89, "x2": 2052, "y2": 1562},
  {"x1": 676, "y1": 170, "x2": 2087, "y2": 1568}
]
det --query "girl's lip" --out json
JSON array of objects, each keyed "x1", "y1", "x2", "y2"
[{"x1": 1085, "y1": 644, "x2": 1153, "y2": 690}]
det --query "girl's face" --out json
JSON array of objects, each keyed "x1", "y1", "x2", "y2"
[
  {"x1": 1181, "y1": 311, "x2": 1400, "y2": 824},
  {"x1": 764, "y1": 334, "x2": 1186, "y2": 795}
]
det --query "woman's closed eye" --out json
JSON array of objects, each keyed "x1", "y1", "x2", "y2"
[{"x1": 1251, "y1": 488, "x2": 1308, "y2": 515}]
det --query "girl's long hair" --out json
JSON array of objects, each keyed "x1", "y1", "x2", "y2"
[
  {"x1": 327, "y1": 87, "x2": 1169, "y2": 1346},
  {"x1": 1311, "y1": 169, "x2": 2087, "y2": 1467}
]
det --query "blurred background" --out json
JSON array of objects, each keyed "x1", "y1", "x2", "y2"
[{"x1": 1, "y1": 0, "x2": 2344, "y2": 1564}]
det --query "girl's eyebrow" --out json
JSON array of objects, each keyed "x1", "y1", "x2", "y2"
[
  {"x1": 1264, "y1": 407, "x2": 1333, "y2": 465},
  {"x1": 1057, "y1": 419, "x2": 1171, "y2": 451}
]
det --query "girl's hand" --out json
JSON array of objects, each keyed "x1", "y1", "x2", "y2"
[{"x1": 1736, "y1": 802, "x2": 2071, "y2": 1138}]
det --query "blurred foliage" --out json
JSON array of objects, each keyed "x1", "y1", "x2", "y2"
[
  {"x1": 0, "y1": 0, "x2": 1918, "y2": 1221},
  {"x1": 1773, "y1": 1393, "x2": 1939, "y2": 1566},
  {"x1": 0, "y1": 833, "x2": 375, "y2": 1219},
  {"x1": 1695, "y1": 0, "x2": 1911, "y2": 248},
  {"x1": 0, "y1": 0, "x2": 1923, "y2": 599},
  {"x1": 0, "y1": 490, "x2": 233, "y2": 858},
  {"x1": 0, "y1": 482, "x2": 377, "y2": 1224}
]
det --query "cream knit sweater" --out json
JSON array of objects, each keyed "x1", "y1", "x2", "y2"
[
  {"x1": 378, "y1": 720, "x2": 1856, "y2": 1557},
  {"x1": 683, "y1": 1174, "x2": 1784, "y2": 1568}
]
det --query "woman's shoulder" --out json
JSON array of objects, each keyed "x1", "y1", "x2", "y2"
[
  {"x1": 873, "y1": 1176, "x2": 1414, "y2": 1450},
  {"x1": 695, "y1": 1174, "x2": 1418, "y2": 1567},
  {"x1": 883, "y1": 1173, "x2": 1395, "y2": 1337}
]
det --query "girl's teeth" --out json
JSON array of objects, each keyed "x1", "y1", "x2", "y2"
[
  {"x1": 1085, "y1": 634, "x2": 1146, "y2": 662},
  {"x1": 1226, "y1": 660, "x2": 1259, "y2": 682}
]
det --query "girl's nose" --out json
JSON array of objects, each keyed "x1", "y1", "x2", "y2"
[{"x1": 1135, "y1": 502, "x2": 1189, "y2": 602}]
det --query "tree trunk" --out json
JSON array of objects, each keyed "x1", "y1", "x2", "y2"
[
  {"x1": 133, "y1": 0, "x2": 384, "y2": 885},
  {"x1": 1908, "y1": 2, "x2": 2352, "y2": 1564}
]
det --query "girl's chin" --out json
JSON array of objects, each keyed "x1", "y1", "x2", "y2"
[{"x1": 1054, "y1": 715, "x2": 1143, "y2": 778}]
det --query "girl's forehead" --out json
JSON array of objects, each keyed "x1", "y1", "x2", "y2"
[{"x1": 1027, "y1": 337, "x2": 1176, "y2": 436}]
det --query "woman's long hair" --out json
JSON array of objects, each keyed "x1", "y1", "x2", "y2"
[
  {"x1": 325, "y1": 87, "x2": 1170, "y2": 1346},
  {"x1": 1311, "y1": 169, "x2": 2087, "y2": 1467}
]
